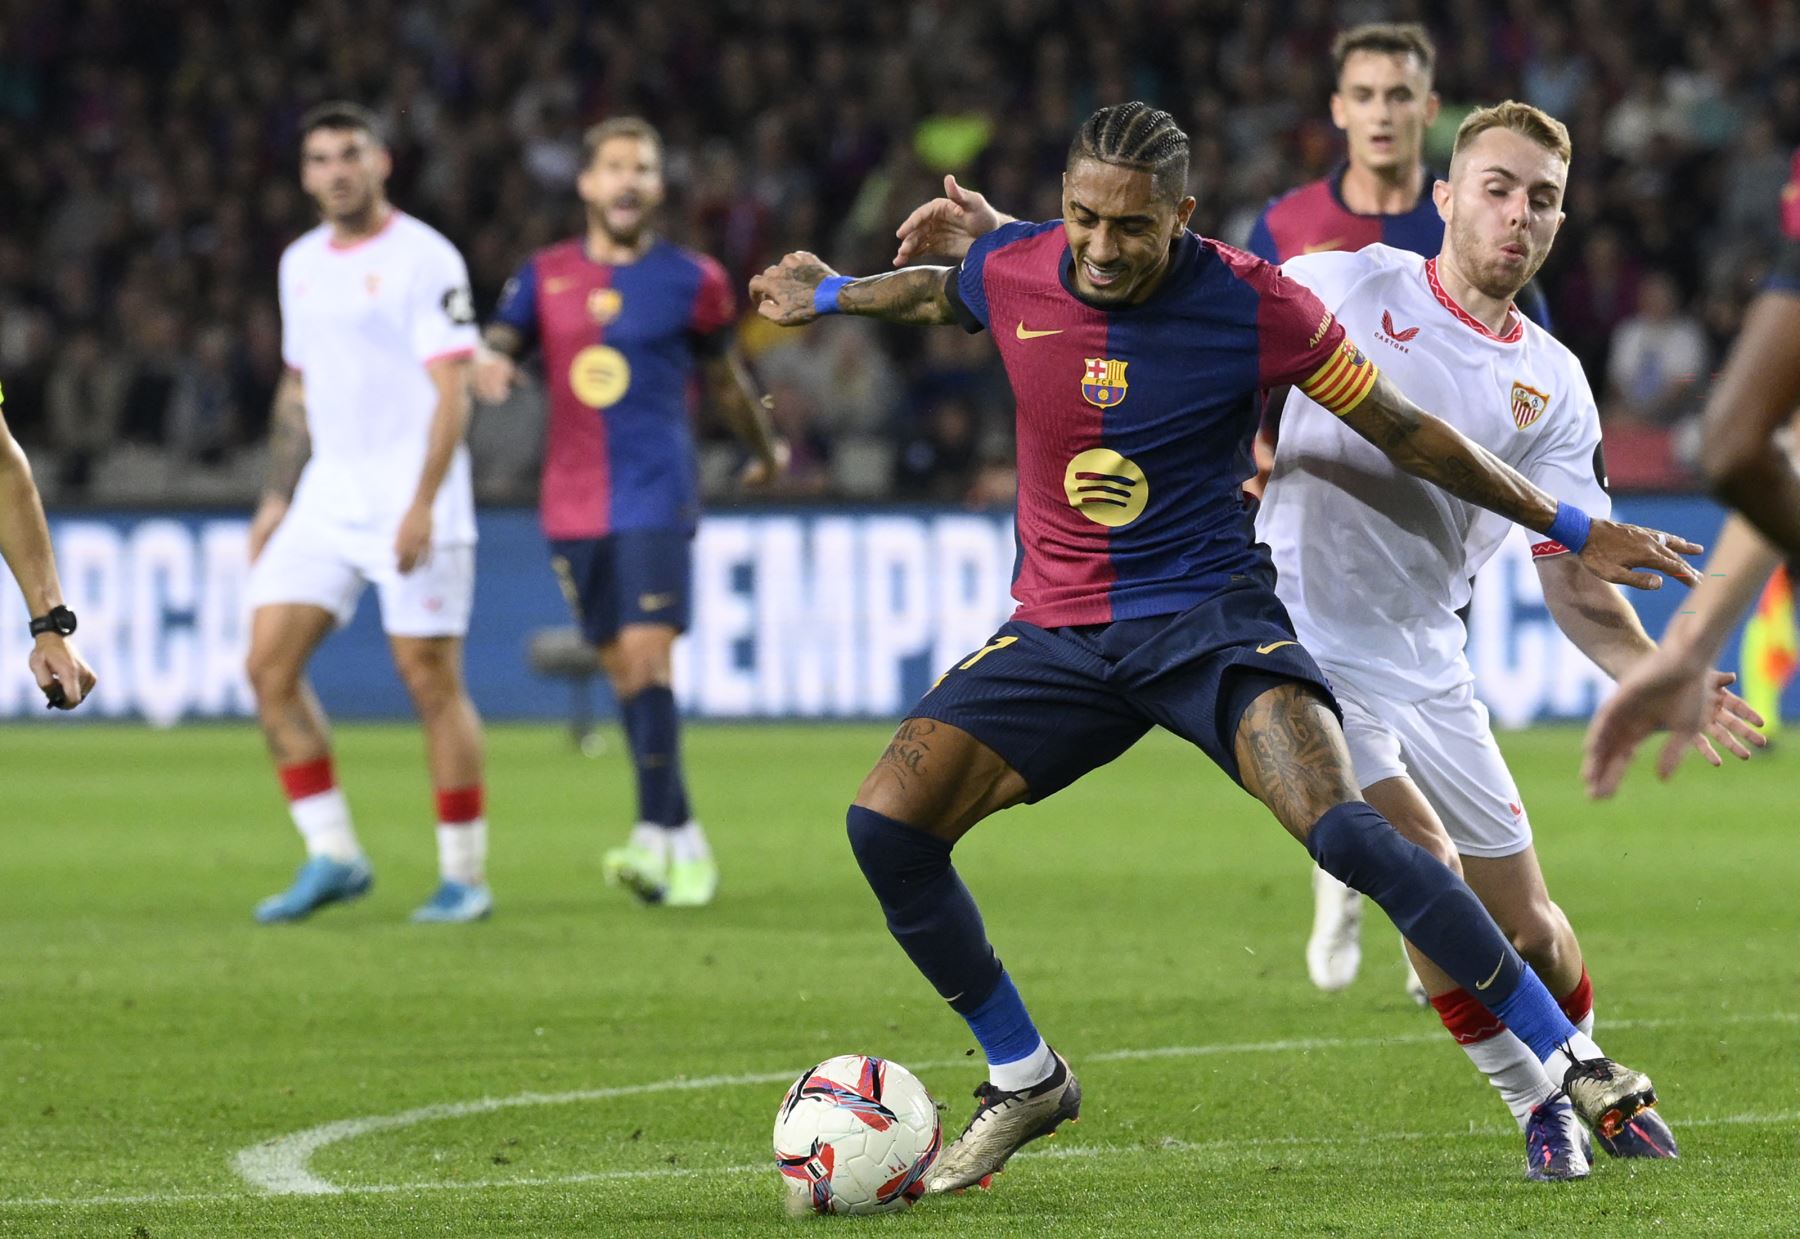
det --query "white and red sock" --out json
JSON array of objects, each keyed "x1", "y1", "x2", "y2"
[
  {"x1": 279, "y1": 757, "x2": 361, "y2": 862},
  {"x1": 1559, "y1": 967, "x2": 1596, "y2": 1038},
  {"x1": 1431, "y1": 987, "x2": 1555, "y2": 1130},
  {"x1": 435, "y1": 785, "x2": 487, "y2": 886}
]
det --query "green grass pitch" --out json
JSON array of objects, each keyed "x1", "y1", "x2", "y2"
[{"x1": 3, "y1": 722, "x2": 1796, "y2": 1236}]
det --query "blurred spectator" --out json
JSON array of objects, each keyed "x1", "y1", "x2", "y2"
[
  {"x1": 0, "y1": 0, "x2": 1796, "y2": 503},
  {"x1": 1605, "y1": 270, "x2": 1708, "y2": 427}
]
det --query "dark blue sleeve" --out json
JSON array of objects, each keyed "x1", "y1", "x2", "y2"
[
  {"x1": 1246, "y1": 206, "x2": 1279, "y2": 263},
  {"x1": 953, "y1": 220, "x2": 1043, "y2": 332},
  {"x1": 1516, "y1": 279, "x2": 1553, "y2": 332},
  {"x1": 491, "y1": 257, "x2": 539, "y2": 349}
]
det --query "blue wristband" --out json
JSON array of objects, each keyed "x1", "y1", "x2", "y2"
[
  {"x1": 1546, "y1": 501, "x2": 1592, "y2": 553},
  {"x1": 813, "y1": 275, "x2": 852, "y2": 316}
]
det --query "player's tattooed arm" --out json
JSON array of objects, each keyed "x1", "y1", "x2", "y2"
[
  {"x1": 750, "y1": 251, "x2": 957, "y2": 327},
  {"x1": 262, "y1": 369, "x2": 311, "y2": 503},
  {"x1": 1699, "y1": 291, "x2": 1800, "y2": 558},
  {"x1": 1342, "y1": 372, "x2": 1702, "y2": 590},
  {"x1": 249, "y1": 369, "x2": 310, "y2": 562}
]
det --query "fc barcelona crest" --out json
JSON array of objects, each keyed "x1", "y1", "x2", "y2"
[
  {"x1": 1081, "y1": 357, "x2": 1129, "y2": 408},
  {"x1": 1509, "y1": 381, "x2": 1549, "y2": 430},
  {"x1": 587, "y1": 287, "x2": 623, "y2": 325}
]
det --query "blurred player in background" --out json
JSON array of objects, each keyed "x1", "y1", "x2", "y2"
[
  {"x1": 247, "y1": 103, "x2": 491, "y2": 925},
  {"x1": 1585, "y1": 146, "x2": 1800, "y2": 794},
  {"x1": 0, "y1": 384, "x2": 96, "y2": 710},
  {"x1": 476, "y1": 118, "x2": 785, "y2": 909},
  {"x1": 761, "y1": 102, "x2": 1694, "y2": 1193},
  {"x1": 1258, "y1": 102, "x2": 1766, "y2": 1173}
]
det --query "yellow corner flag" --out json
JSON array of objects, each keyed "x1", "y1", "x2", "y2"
[{"x1": 1739, "y1": 565, "x2": 1797, "y2": 733}]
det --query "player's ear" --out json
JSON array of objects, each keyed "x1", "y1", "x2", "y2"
[
  {"x1": 1424, "y1": 91, "x2": 1441, "y2": 126},
  {"x1": 1432, "y1": 178, "x2": 1452, "y2": 222},
  {"x1": 1328, "y1": 91, "x2": 1348, "y2": 132},
  {"x1": 1173, "y1": 195, "x2": 1197, "y2": 234}
]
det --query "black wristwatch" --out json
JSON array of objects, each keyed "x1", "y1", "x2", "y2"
[{"x1": 29, "y1": 605, "x2": 77, "y2": 637}]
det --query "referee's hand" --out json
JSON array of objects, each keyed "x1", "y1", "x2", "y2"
[{"x1": 30, "y1": 634, "x2": 96, "y2": 711}]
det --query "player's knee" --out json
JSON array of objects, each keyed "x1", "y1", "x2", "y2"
[
  {"x1": 245, "y1": 646, "x2": 299, "y2": 702},
  {"x1": 846, "y1": 804, "x2": 952, "y2": 893},
  {"x1": 1507, "y1": 904, "x2": 1568, "y2": 971},
  {"x1": 395, "y1": 652, "x2": 461, "y2": 715}
]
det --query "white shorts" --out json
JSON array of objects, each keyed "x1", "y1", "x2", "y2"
[
  {"x1": 246, "y1": 505, "x2": 475, "y2": 638},
  {"x1": 1329, "y1": 674, "x2": 1532, "y2": 858}
]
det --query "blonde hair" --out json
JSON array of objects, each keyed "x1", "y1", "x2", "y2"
[{"x1": 1451, "y1": 100, "x2": 1572, "y2": 167}]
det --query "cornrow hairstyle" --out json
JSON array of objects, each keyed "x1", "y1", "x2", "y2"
[{"x1": 1067, "y1": 102, "x2": 1191, "y2": 202}]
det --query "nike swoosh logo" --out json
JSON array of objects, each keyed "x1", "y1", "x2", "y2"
[
  {"x1": 1015, "y1": 322, "x2": 1063, "y2": 340},
  {"x1": 638, "y1": 592, "x2": 676, "y2": 611},
  {"x1": 1255, "y1": 641, "x2": 1297, "y2": 655},
  {"x1": 1475, "y1": 954, "x2": 1507, "y2": 990},
  {"x1": 1303, "y1": 238, "x2": 1344, "y2": 254}
]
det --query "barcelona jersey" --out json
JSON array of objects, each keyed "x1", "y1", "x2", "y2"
[
  {"x1": 946, "y1": 220, "x2": 1378, "y2": 627},
  {"x1": 1246, "y1": 164, "x2": 1444, "y2": 265},
  {"x1": 493, "y1": 238, "x2": 735, "y2": 539}
]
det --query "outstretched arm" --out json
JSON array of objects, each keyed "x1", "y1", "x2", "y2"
[
  {"x1": 1584, "y1": 515, "x2": 1784, "y2": 796},
  {"x1": 1701, "y1": 291, "x2": 1800, "y2": 556},
  {"x1": 750, "y1": 252, "x2": 959, "y2": 328},
  {"x1": 1341, "y1": 371, "x2": 1702, "y2": 590},
  {"x1": 1537, "y1": 550, "x2": 1764, "y2": 766}
]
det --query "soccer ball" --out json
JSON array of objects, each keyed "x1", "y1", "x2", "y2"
[{"x1": 772, "y1": 1054, "x2": 942, "y2": 1216}]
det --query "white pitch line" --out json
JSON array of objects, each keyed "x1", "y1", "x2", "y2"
[
  {"x1": 3, "y1": 1012, "x2": 1792, "y2": 1211},
  {"x1": 9, "y1": 1109, "x2": 1800, "y2": 1211}
]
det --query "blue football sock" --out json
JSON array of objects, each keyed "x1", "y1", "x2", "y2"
[
  {"x1": 846, "y1": 805, "x2": 1041, "y2": 1062},
  {"x1": 1306, "y1": 801, "x2": 1576, "y2": 1060},
  {"x1": 619, "y1": 686, "x2": 689, "y2": 828}
]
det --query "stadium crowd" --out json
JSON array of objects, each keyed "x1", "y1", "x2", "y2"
[{"x1": 0, "y1": 0, "x2": 1795, "y2": 504}]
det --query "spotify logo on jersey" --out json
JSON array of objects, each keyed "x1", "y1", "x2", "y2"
[
  {"x1": 1063, "y1": 449, "x2": 1148, "y2": 527},
  {"x1": 569, "y1": 345, "x2": 631, "y2": 409}
]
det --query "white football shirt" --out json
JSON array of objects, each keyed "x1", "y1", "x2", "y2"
[
  {"x1": 278, "y1": 210, "x2": 480, "y2": 542},
  {"x1": 1256, "y1": 244, "x2": 1611, "y2": 702}
]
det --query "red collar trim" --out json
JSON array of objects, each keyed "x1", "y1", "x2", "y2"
[{"x1": 1424, "y1": 258, "x2": 1524, "y2": 344}]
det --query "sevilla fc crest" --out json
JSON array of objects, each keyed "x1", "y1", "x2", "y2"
[
  {"x1": 1081, "y1": 357, "x2": 1129, "y2": 408},
  {"x1": 1510, "y1": 381, "x2": 1549, "y2": 429}
]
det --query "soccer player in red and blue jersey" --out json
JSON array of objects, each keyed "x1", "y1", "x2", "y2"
[
  {"x1": 477, "y1": 117, "x2": 785, "y2": 909},
  {"x1": 753, "y1": 102, "x2": 1696, "y2": 1194}
]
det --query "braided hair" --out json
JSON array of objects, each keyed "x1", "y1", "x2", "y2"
[{"x1": 1067, "y1": 102, "x2": 1190, "y2": 202}]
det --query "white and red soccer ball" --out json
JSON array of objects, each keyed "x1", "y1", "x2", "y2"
[{"x1": 772, "y1": 1054, "x2": 941, "y2": 1215}]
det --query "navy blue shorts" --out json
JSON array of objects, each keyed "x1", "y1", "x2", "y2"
[
  {"x1": 911, "y1": 580, "x2": 1339, "y2": 799},
  {"x1": 549, "y1": 529, "x2": 693, "y2": 646}
]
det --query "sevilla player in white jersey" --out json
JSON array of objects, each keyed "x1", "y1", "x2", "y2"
[
  {"x1": 1259, "y1": 101, "x2": 1764, "y2": 1175},
  {"x1": 245, "y1": 102, "x2": 493, "y2": 925}
]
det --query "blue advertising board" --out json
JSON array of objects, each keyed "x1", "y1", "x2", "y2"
[{"x1": 0, "y1": 498, "x2": 1778, "y2": 726}]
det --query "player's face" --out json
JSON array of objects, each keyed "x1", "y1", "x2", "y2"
[
  {"x1": 299, "y1": 127, "x2": 390, "y2": 222},
  {"x1": 580, "y1": 136, "x2": 665, "y2": 244},
  {"x1": 1330, "y1": 52, "x2": 1438, "y2": 175},
  {"x1": 1437, "y1": 127, "x2": 1568, "y2": 299},
  {"x1": 1061, "y1": 158, "x2": 1196, "y2": 307}
]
